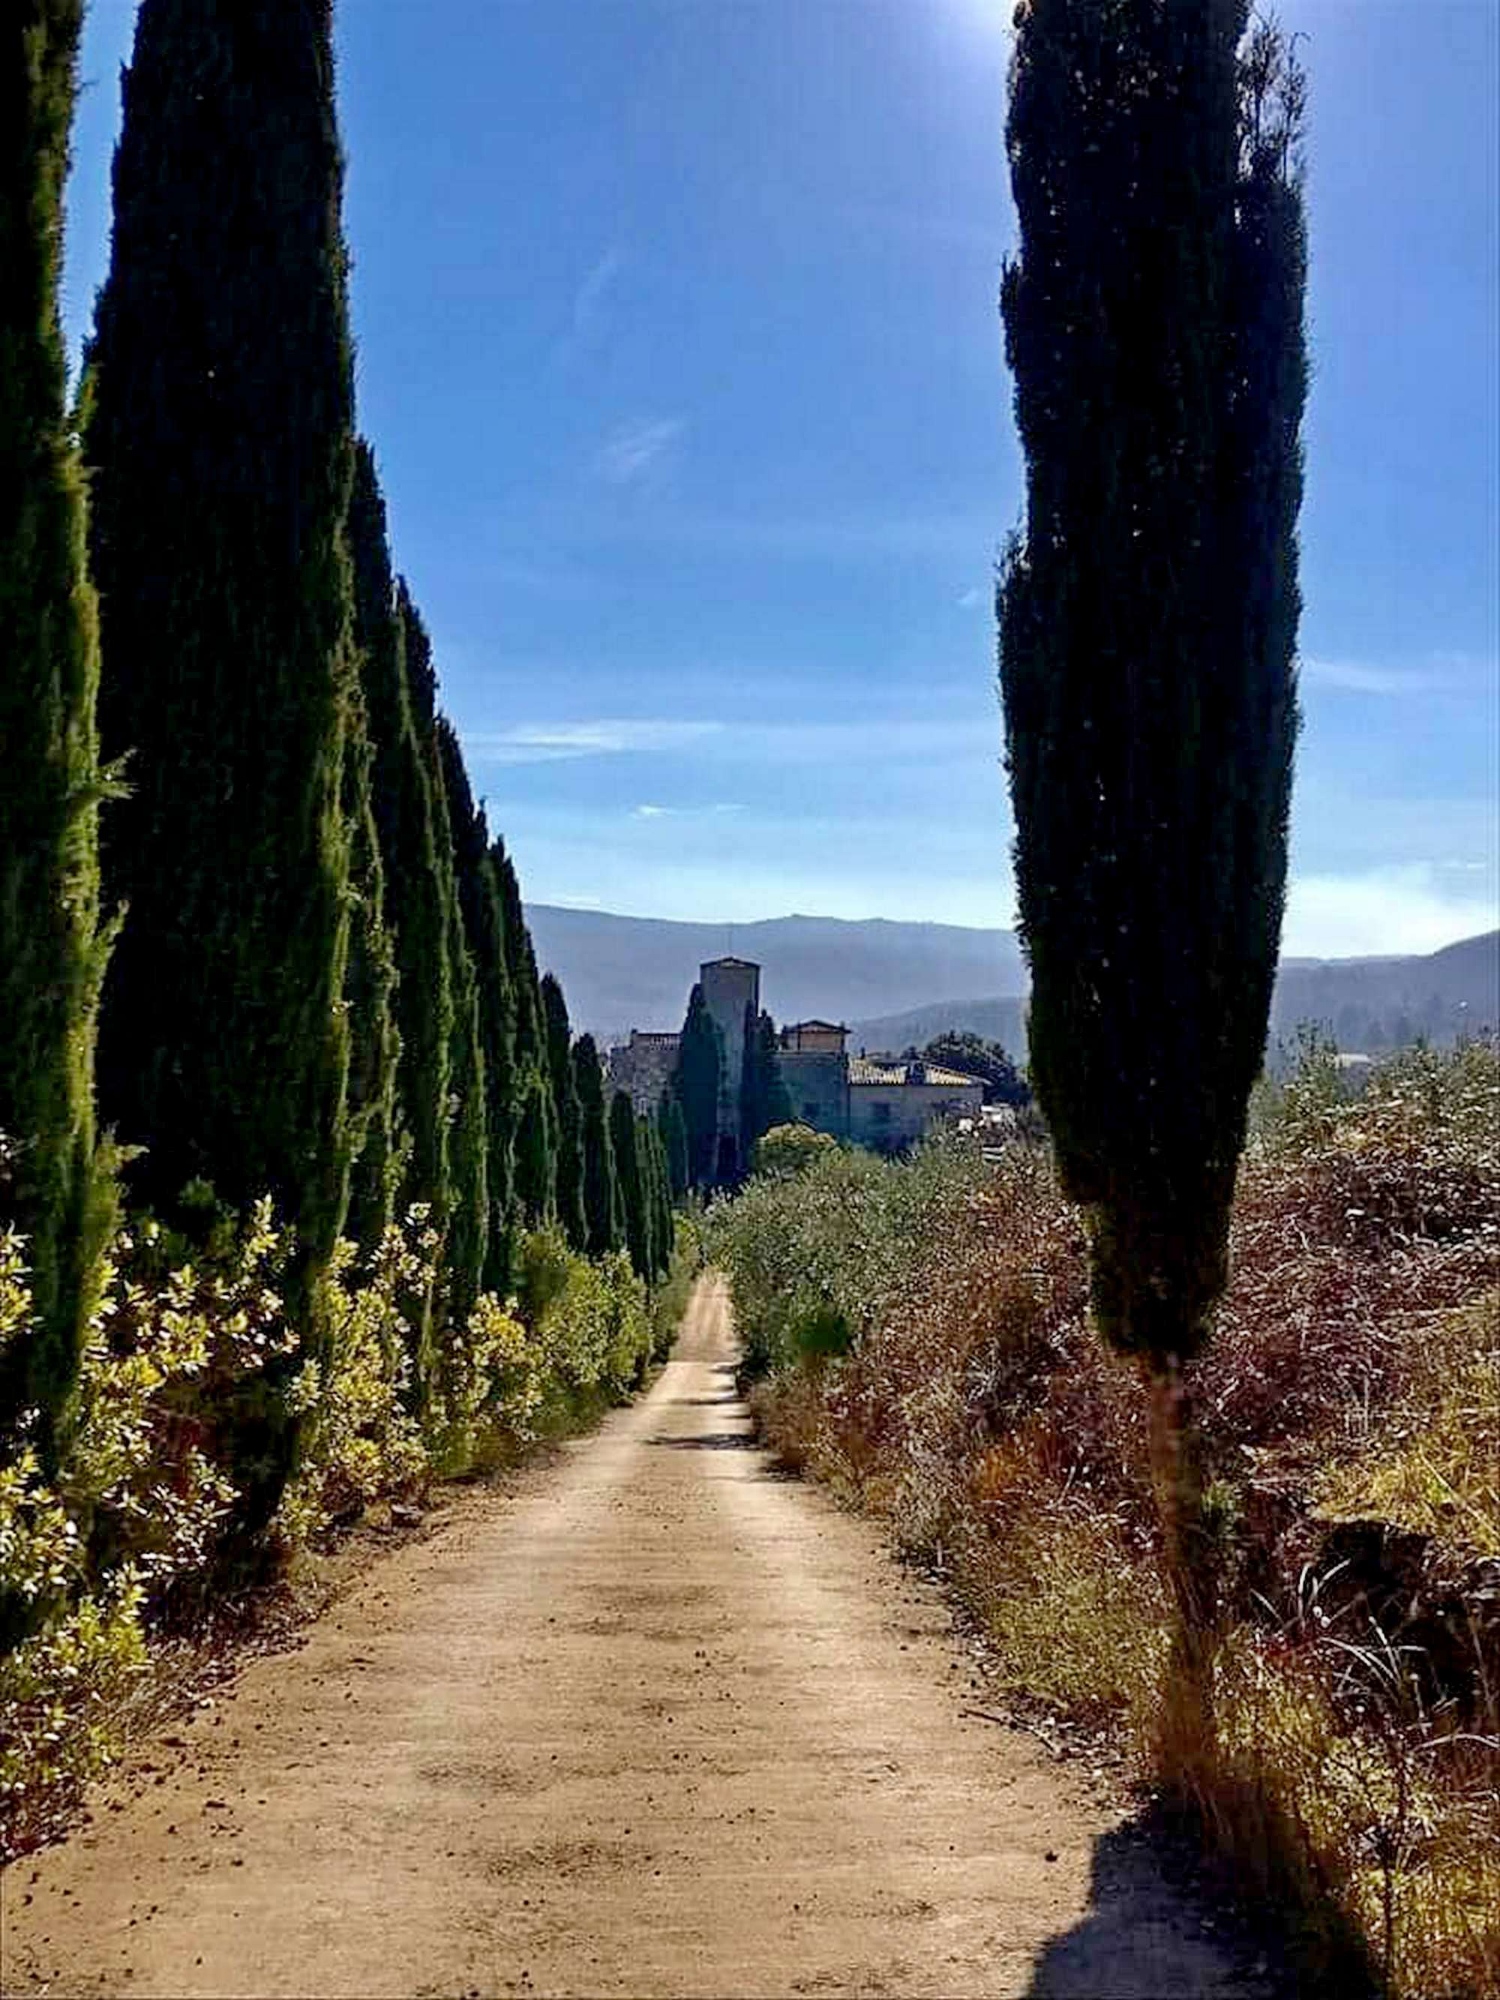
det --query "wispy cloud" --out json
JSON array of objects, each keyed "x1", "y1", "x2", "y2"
[
  {"x1": 631, "y1": 801, "x2": 744, "y2": 821},
  {"x1": 465, "y1": 719, "x2": 722, "y2": 766},
  {"x1": 1301, "y1": 655, "x2": 1479, "y2": 696},
  {"x1": 956, "y1": 585, "x2": 985, "y2": 610},
  {"x1": 595, "y1": 417, "x2": 686, "y2": 488},
  {"x1": 572, "y1": 245, "x2": 626, "y2": 337}
]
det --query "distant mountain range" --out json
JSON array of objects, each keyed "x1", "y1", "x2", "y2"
[
  {"x1": 525, "y1": 905, "x2": 1498, "y2": 1061},
  {"x1": 524, "y1": 907, "x2": 1027, "y2": 1038}
]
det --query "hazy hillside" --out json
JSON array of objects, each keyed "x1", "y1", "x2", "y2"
[
  {"x1": 854, "y1": 930, "x2": 1499, "y2": 1060},
  {"x1": 524, "y1": 907, "x2": 1027, "y2": 1038}
]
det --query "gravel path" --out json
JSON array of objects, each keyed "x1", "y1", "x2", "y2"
[{"x1": 0, "y1": 1275, "x2": 1272, "y2": 1999}]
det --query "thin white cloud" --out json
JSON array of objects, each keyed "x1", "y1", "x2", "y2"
[
  {"x1": 956, "y1": 585, "x2": 985, "y2": 610},
  {"x1": 595, "y1": 417, "x2": 686, "y2": 487},
  {"x1": 631, "y1": 801, "x2": 745, "y2": 821},
  {"x1": 1301, "y1": 656, "x2": 1474, "y2": 696},
  {"x1": 465, "y1": 719, "x2": 723, "y2": 766},
  {"x1": 1283, "y1": 866, "x2": 1498, "y2": 959},
  {"x1": 572, "y1": 245, "x2": 626, "y2": 337}
]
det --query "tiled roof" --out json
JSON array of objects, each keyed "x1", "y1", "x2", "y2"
[{"x1": 847, "y1": 1059, "x2": 985, "y2": 1089}]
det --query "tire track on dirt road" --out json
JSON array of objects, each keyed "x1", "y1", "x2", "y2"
[{"x1": 1, "y1": 1274, "x2": 1272, "y2": 1998}]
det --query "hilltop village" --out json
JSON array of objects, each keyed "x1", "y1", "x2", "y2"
[{"x1": 606, "y1": 955, "x2": 985, "y2": 1161}]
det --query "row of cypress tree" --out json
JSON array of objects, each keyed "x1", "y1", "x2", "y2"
[{"x1": 0, "y1": 1, "x2": 676, "y2": 1518}]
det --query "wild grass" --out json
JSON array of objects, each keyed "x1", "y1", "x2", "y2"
[{"x1": 716, "y1": 1037, "x2": 1500, "y2": 1998}]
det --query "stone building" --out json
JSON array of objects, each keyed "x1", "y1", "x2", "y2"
[
  {"x1": 607, "y1": 966, "x2": 984, "y2": 1160},
  {"x1": 776, "y1": 1021, "x2": 984, "y2": 1153},
  {"x1": 606, "y1": 1029, "x2": 680, "y2": 1113}
]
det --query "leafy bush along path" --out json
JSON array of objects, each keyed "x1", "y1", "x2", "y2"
[{"x1": 2, "y1": 1279, "x2": 1268, "y2": 2000}]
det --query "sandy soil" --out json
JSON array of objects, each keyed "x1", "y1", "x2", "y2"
[{"x1": 0, "y1": 1275, "x2": 1274, "y2": 2000}]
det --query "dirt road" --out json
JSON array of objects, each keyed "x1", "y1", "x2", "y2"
[{"x1": 1, "y1": 1276, "x2": 1271, "y2": 1999}]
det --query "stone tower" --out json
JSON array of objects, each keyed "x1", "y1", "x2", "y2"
[{"x1": 699, "y1": 956, "x2": 760, "y2": 1154}]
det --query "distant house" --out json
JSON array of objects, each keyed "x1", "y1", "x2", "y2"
[
  {"x1": 778, "y1": 1021, "x2": 983, "y2": 1153},
  {"x1": 606, "y1": 1029, "x2": 681, "y2": 1112}
]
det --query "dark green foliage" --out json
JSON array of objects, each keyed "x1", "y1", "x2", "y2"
[
  {"x1": 434, "y1": 721, "x2": 519, "y2": 1298},
  {"x1": 657, "y1": 1091, "x2": 689, "y2": 1203},
  {"x1": 491, "y1": 839, "x2": 557, "y2": 1227},
  {"x1": 739, "y1": 1009, "x2": 793, "y2": 1168},
  {"x1": 373, "y1": 577, "x2": 454, "y2": 1239},
  {"x1": 921, "y1": 1032, "x2": 1030, "y2": 1109},
  {"x1": 541, "y1": 975, "x2": 587, "y2": 1249},
  {"x1": 513, "y1": 1066, "x2": 556, "y2": 1225},
  {"x1": 572, "y1": 1037, "x2": 618, "y2": 1257},
  {"x1": 340, "y1": 684, "x2": 399, "y2": 1255},
  {"x1": 641, "y1": 1116, "x2": 674, "y2": 1279},
  {"x1": 88, "y1": 0, "x2": 358, "y2": 1282},
  {"x1": 609, "y1": 1092, "x2": 650, "y2": 1281},
  {"x1": 428, "y1": 724, "x2": 487, "y2": 1326},
  {"x1": 0, "y1": 0, "x2": 118, "y2": 1462},
  {"x1": 673, "y1": 986, "x2": 724, "y2": 1191},
  {"x1": 998, "y1": 0, "x2": 1306, "y2": 1366}
]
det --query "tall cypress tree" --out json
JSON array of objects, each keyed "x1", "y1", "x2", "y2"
[
  {"x1": 428, "y1": 723, "x2": 487, "y2": 1326},
  {"x1": 348, "y1": 451, "x2": 455, "y2": 1265},
  {"x1": 657, "y1": 1091, "x2": 689, "y2": 1204},
  {"x1": 340, "y1": 682, "x2": 399, "y2": 1256},
  {"x1": 541, "y1": 974, "x2": 587, "y2": 1249},
  {"x1": 0, "y1": 0, "x2": 118, "y2": 1466},
  {"x1": 382, "y1": 581, "x2": 455, "y2": 1245},
  {"x1": 435, "y1": 720, "x2": 519, "y2": 1298},
  {"x1": 673, "y1": 985, "x2": 724, "y2": 1191},
  {"x1": 609, "y1": 1091, "x2": 649, "y2": 1281},
  {"x1": 88, "y1": 0, "x2": 357, "y2": 1280},
  {"x1": 739, "y1": 1008, "x2": 792, "y2": 1168},
  {"x1": 999, "y1": 1, "x2": 1306, "y2": 1765},
  {"x1": 492, "y1": 838, "x2": 556, "y2": 1222},
  {"x1": 641, "y1": 1116, "x2": 673, "y2": 1279},
  {"x1": 573, "y1": 1037, "x2": 618, "y2": 1257}
]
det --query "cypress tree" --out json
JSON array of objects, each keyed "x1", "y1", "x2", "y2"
[
  {"x1": 428, "y1": 724, "x2": 487, "y2": 1326},
  {"x1": 541, "y1": 974, "x2": 587, "y2": 1249},
  {"x1": 998, "y1": 1, "x2": 1306, "y2": 1766},
  {"x1": 383, "y1": 582, "x2": 455, "y2": 1244},
  {"x1": 88, "y1": 0, "x2": 357, "y2": 1264},
  {"x1": 492, "y1": 837, "x2": 556, "y2": 1224},
  {"x1": 641, "y1": 1116, "x2": 674, "y2": 1279},
  {"x1": 435, "y1": 719, "x2": 519, "y2": 1297},
  {"x1": 673, "y1": 985, "x2": 724, "y2": 1191},
  {"x1": 609, "y1": 1091, "x2": 649, "y2": 1281},
  {"x1": 340, "y1": 683, "x2": 399, "y2": 1256},
  {"x1": 739, "y1": 1008, "x2": 792, "y2": 1167},
  {"x1": 348, "y1": 451, "x2": 455, "y2": 1265},
  {"x1": 572, "y1": 1037, "x2": 618, "y2": 1257},
  {"x1": 513, "y1": 1064, "x2": 556, "y2": 1224},
  {"x1": 0, "y1": 0, "x2": 118, "y2": 1466},
  {"x1": 657, "y1": 1090, "x2": 689, "y2": 1204}
]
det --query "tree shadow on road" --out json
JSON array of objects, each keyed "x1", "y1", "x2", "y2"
[
  {"x1": 1023, "y1": 1807, "x2": 1290, "y2": 1999},
  {"x1": 646, "y1": 1432, "x2": 758, "y2": 1451}
]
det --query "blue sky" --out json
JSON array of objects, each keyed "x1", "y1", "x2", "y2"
[{"x1": 66, "y1": 1, "x2": 1497, "y2": 956}]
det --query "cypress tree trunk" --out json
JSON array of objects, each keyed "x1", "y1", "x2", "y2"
[
  {"x1": 573, "y1": 1037, "x2": 618, "y2": 1257},
  {"x1": 609, "y1": 1091, "x2": 649, "y2": 1281},
  {"x1": 999, "y1": 0, "x2": 1306, "y2": 1790},
  {"x1": 541, "y1": 974, "x2": 587, "y2": 1250},
  {"x1": 0, "y1": 0, "x2": 118, "y2": 1470}
]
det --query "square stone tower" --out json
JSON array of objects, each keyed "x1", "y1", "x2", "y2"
[{"x1": 699, "y1": 956, "x2": 760, "y2": 1146}]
